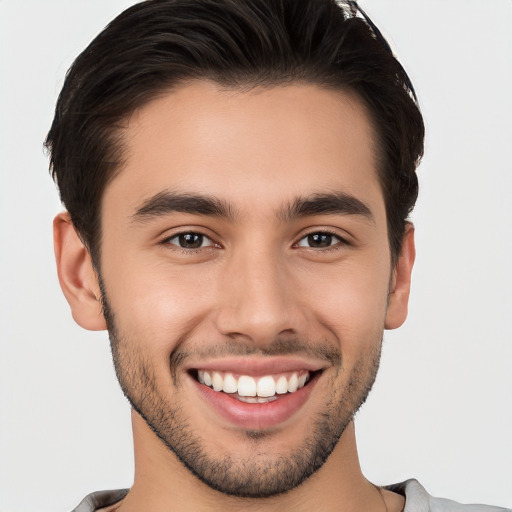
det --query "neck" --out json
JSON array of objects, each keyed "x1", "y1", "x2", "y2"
[{"x1": 115, "y1": 410, "x2": 397, "y2": 512}]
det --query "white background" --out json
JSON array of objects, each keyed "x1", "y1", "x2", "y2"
[{"x1": 1, "y1": 1, "x2": 511, "y2": 510}]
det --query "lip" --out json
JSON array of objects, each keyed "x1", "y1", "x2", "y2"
[
  {"x1": 189, "y1": 370, "x2": 320, "y2": 430},
  {"x1": 183, "y1": 356, "x2": 326, "y2": 376}
]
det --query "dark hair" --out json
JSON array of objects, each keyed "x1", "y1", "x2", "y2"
[{"x1": 45, "y1": 0, "x2": 424, "y2": 266}]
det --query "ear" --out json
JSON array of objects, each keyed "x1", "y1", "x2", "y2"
[
  {"x1": 385, "y1": 223, "x2": 416, "y2": 330},
  {"x1": 53, "y1": 212, "x2": 107, "y2": 331}
]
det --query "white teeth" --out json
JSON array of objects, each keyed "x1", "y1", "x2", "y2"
[
  {"x1": 212, "y1": 371, "x2": 223, "y2": 392},
  {"x1": 288, "y1": 373, "x2": 299, "y2": 392},
  {"x1": 257, "y1": 375, "x2": 276, "y2": 397},
  {"x1": 197, "y1": 370, "x2": 312, "y2": 398},
  {"x1": 275, "y1": 375, "x2": 288, "y2": 394},
  {"x1": 222, "y1": 373, "x2": 238, "y2": 394},
  {"x1": 238, "y1": 375, "x2": 257, "y2": 397}
]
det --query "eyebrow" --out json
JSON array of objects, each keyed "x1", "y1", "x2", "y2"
[
  {"x1": 132, "y1": 190, "x2": 373, "y2": 224},
  {"x1": 279, "y1": 192, "x2": 374, "y2": 222},
  {"x1": 132, "y1": 191, "x2": 235, "y2": 222}
]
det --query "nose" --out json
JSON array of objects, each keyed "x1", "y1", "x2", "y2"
[{"x1": 214, "y1": 247, "x2": 306, "y2": 347}]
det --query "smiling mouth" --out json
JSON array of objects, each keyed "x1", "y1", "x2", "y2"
[{"x1": 191, "y1": 369, "x2": 319, "y2": 403}]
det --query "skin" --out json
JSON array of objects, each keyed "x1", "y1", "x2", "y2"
[{"x1": 54, "y1": 81, "x2": 414, "y2": 511}]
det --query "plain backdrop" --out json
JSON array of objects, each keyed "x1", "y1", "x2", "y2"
[{"x1": 1, "y1": 1, "x2": 511, "y2": 510}]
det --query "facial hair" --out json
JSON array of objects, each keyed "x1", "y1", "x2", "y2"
[{"x1": 100, "y1": 284, "x2": 382, "y2": 498}]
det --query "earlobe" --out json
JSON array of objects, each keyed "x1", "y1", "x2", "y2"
[
  {"x1": 385, "y1": 223, "x2": 416, "y2": 330},
  {"x1": 53, "y1": 212, "x2": 107, "y2": 331}
]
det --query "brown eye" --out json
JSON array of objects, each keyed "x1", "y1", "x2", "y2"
[
  {"x1": 297, "y1": 232, "x2": 343, "y2": 249},
  {"x1": 166, "y1": 232, "x2": 213, "y2": 249}
]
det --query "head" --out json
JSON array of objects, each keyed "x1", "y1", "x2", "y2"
[
  {"x1": 47, "y1": 0, "x2": 423, "y2": 500},
  {"x1": 46, "y1": 0, "x2": 423, "y2": 269}
]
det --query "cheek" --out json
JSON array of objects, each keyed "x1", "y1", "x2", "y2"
[
  {"x1": 297, "y1": 257, "x2": 390, "y2": 347},
  {"x1": 103, "y1": 258, "x2": 217, "y2": 353}
]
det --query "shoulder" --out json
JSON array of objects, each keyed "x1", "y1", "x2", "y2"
[
  {"x1": 71, "y1": 489, "x2": 128, "y2": 512},
  {"x1": 386, "y1": 479, "x2": 511, "y2": 512}
]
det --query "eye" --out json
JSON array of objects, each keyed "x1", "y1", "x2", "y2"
[
  {"x1": 164, "y1": 232, "x2": 215, "y2": 249},
  {"x1": 296, "y1": 232, "x2": 344, "y2": 249}
]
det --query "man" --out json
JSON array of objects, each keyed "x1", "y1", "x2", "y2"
[{"x1": 44, "y1": 0, "x2": 509, "y2": 510}]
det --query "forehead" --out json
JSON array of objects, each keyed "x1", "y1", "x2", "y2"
[{"x1": 104, "y1": 81, "x2": 384, "y2": 221}]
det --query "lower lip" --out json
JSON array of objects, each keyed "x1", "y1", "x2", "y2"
[{"x1": 192, "y1": 374, "x2": 319, "y2": 430}]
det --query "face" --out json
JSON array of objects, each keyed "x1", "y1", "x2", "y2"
[{"x1": 95, "y1": 82, "x2": 405, "y2": 497}]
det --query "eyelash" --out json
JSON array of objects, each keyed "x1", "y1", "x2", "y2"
[
  {"x1": 161, "y1": 230, "x2": 348, "y2": 252},
  {"x1": 161, "y1": 231, "x2": 218, "y2": 252},
  {"x1": 294, "y1": 230, "x2": 348, "y2": 251}
]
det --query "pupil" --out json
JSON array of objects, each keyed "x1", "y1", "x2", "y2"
[
  {"x1": 308, "y1": 233, "x2": 331, "y2": 248},
  {"x1": 179, "y1": 233, "x2": 203, "y2": 249}
]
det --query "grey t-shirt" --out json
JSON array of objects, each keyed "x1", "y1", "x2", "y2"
[
  {"x1": 386, "y1": 480, "x2": 510, "y2": 511},
  {"x1": 71, "y1": 480, "x2": 511, "y2": 511}
]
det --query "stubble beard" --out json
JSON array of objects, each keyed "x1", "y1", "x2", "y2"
[{"x1": 101, "y1": 290, "x2": 382, "y2": 498}]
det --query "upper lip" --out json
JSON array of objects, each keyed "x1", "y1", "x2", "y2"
[{"x1": 183, "y1": 356, "x2": 326, "y2": 376}]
